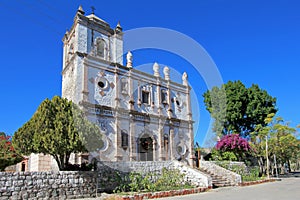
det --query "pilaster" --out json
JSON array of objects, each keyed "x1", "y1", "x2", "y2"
[
  {"x1": 158, "y1": 120, "x2": 164, "y2": 161},
  {"x1": 82, "y1": 62, "x2": 89, "y2": 102},
  {"x1": 129, "y1": 115, "x2": 136, "y2": 161},
  {"x1": 114, "y1": 66, "x2": 122, "y2": 161},
  {"x1": 169, "y1": 127, "x2": 175, "y2": 160},
  {"x1": 188, "y1": 121, "x2": 194, "y2": 166},
  {"x1": 114, "y1": 114, "x2": 122, "y2": 161},
  {"x1": 128, "y1": 70, "x2": 135, "y2": 110},
  {"x1": 152, "y1": 138, "x2": 157, "y2": 161}
]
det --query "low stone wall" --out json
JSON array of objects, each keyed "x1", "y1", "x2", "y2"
[
  {"x1": 200, "y1": 161, "x2": 241, "y2": 186},
  {"x1": 0, "y1": 161, "x2": 211, "y2": 199},
  {"x1": 0, "y1": 171, "x2": 97, "y2": 200},
  {"x1": 211, "y1": 161, "x2": 248, "y2": 174},
  {"x1": 170, "y1": 161, "x2": 212, "y2": 187}
]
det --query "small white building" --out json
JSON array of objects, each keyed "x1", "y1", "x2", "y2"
[{"x1": 61, "y1": 6, "x2": 195, "y2": 166}]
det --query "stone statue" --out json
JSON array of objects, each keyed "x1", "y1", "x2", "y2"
[
  {"x1": 153, "y1": 62, "x2": 160, "y2": 77},
  {"x1": 182, "y1": 72, "x2": 188, "y2": 86},
  {"x1": 163, "y1": 66, "x2": 170, "y2": 81},
  {"x1": 126, "y1": 51, "x2": 133, "y2": 68}
]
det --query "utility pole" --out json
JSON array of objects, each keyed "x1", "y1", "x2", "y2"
[{"x1": 266, "y1": 135, "x2": 270, "y2": 179}]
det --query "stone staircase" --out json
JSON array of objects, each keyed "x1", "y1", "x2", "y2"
[
  {"x1": 199, "y1": 168, "x2": 234, "y2": 188},
  {"x1": 198, "y1": 161, "x2": 241, "y2": 188}
]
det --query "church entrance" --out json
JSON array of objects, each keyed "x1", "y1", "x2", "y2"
[{"x1": 138, "y1": 134, "x2": 153, "y2": 161}]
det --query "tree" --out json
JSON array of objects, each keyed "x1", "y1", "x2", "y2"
[
  {"x1": 0, "y1": 132, "x2": 23, "y2": 171},
  {"x1": 251, "y1": 114, "x2": 300, "y2": 175},
  {"x1": 12, "y1": 96, "x2": 103, "y2": 170},
  {"x1": 268, "y1": 117, "x2": 299, "y2": 173},
  {"x1": 203, "y1": 80, "x2": 277, "y2": 137}
]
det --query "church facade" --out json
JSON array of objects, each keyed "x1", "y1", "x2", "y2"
[{"x1": 62, "y1": 7, "x2": 195, "y2": 166}]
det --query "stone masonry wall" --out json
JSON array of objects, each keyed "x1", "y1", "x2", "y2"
[
  {"x1": 211, "y1": 161, "x2": 248, "y2": 174},
  {"x1": 0, "y1": 161, "x2": 211, "y2": 199},
  {"x1": 0, "y1": 171, "x2": 97, "y2": 200}
]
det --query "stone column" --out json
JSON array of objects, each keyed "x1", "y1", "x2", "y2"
[
  {"x1": 128, "y1": 70, "x2": 134, "y2": 110},
  {"x1": 115, "y1": 68, "x2": 120, "y2": 108},
  {"x1": 158, "y1": 120, "x2": 164, "y2": 161},
  {"x1": 127, "y1": 52, "x2": 134, "y2": 110},
  {"x1": 137, "y1": 82, "x2": 141, "y2": 106},
  {"x1": 114, "y1": 67, "x2": 122, "y2": 161},
  {"x1": 169, "y1": 127, "x2": 174, "y2": 160},
  {"x1": 188, "y1": 122, "x2": 194, "y2": 166},
  {"x1": 183, "y1": 72, "x2": 194, "y2": 166},
  {"x1": 156, "y1": 77, "x2": 162, "y2": 114},
  {"x1": 129, "y1": 115, "x2": 136, "y2": 161},
  {"x1": 152, "y1": 137, "x2": 156, "y2": 161},
  {"x1": 164, "y1": 67, "x2": 172, "y2": 118},
  {"x1": 82, "y1": 63, "x2": 89, "y2": 102},
  {"x1": 115, "y1": 115, "x2": 122, "y2": 161}
]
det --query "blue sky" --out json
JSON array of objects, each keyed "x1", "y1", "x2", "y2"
[{"x1": 0, "y1": 0, "x2": 299, "y2": 146}]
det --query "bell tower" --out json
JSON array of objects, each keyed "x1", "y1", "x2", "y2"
[{"x1": 61, "y1": 5, "x2": 123, "y2": 104}]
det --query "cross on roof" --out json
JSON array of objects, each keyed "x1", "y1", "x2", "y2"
[{"x1": 91, "y1": 6, "x2": 96, "y2": 14}]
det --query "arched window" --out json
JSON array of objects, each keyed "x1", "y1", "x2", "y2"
[{"x1": 96, "y1": 38, "x2": 105, "y2": 58}]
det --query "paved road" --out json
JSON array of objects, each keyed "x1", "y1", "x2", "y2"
[{"x1": 156, "y1": 178, "x2": 300, "y2": 200}]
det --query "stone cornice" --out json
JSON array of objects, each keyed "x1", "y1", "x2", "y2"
[
  {"x1": 83, "y1": 56, "x2": 188, "y2": 93},
  {"x1": 80, "y1": 101, "x2": 194, "y2": 125}
]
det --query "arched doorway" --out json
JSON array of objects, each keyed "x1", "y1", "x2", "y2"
[{"x1": 138, "y1": 134, "x2": 153, "y2": 161}]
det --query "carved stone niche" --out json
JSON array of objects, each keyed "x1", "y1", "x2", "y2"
[
  {"x1": 121, "y1": 78, "x2": 128, "y2": 95},
  {"x1": 121, "y1": 130, "x2": 129, "y2": 150}
]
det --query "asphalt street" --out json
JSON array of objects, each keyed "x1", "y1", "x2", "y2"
[{"x1": 156, "y1": 178, "x2": 300, "y2": 200}]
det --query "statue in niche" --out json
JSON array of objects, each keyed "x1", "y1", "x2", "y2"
[{"x1": 121, "y1": 78, "x2": 128, "y2": 95}]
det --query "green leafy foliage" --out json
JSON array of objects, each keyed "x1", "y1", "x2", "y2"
[
  {"x1": 211, "y1": 148, "x2": 238, "y2": 161},
  {"x1": 114, "y1": 168, "x2": 192, "y2": 193},
  {"x1": 12, "y1": 96, "x2": 103, "y2": 170},
  {"x1": 203, "y1": 80, "x2": 277, "y2": 137},
  {"x1": 215, "y1": 161, "x2": 261, "y2": 182},
  {"x1": 251, "y1": 114, "x2": 300, "y2": 175},
  {"x1": 0, "y1": 132, "x2": 23, "y2": 171}
]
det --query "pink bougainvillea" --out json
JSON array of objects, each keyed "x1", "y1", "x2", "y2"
[{"x1": 216, "y1": 134, "x2": 252, "y2": 152}]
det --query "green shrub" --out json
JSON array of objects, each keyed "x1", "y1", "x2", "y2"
[
  {"x1": 114, "y1": 168, "x2": 192, "y2": 193},
  {"x1": 211, "y1": 149, "x2": 238, "y2": 161}
]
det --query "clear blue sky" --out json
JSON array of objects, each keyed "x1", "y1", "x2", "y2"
[{"x1": 0, "y1": 0, "x2": 299, "y2": 146}]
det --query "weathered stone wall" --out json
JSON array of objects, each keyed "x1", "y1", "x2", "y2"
[
  {"x1": 200, "y1": 161, "x2": 241, "y2": 186},
  {"x1": 0, "y1": 171, "x2": 97, "y2": 200},
  {"x1": 0, "y1": 161, "x2": 211, "y2": 199},
  {"x1": 211, "y1": 161, "x2": 248, "y2": 174}
]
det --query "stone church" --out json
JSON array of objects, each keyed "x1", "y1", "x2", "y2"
[
  {"x1": 14, "y1": 6, "x2": 195, "y2": 172},
  {"x1": 61, "y1": 6, "x2": 195, "y2": 166}
]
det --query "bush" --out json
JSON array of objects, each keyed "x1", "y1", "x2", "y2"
[
  {"x1": 211, "y1": 148, "x2": 238, "y2": 161},
  {"x1": 215, "y1": 161, "x2": 262, "y2": 182},
  {"x1": 214, "y1": 134, "x2": 254, "y2": 161},
  {"x1": 114, "y1": 168, "x2": 192, "y2": 193}
]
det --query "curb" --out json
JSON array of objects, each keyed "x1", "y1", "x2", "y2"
[
  {"x1": 114, "y1": 187, "x2": 210, "y2": 200},
  {"x1": 239, "y1": 179, "x2": 276, "y2": 186}
]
